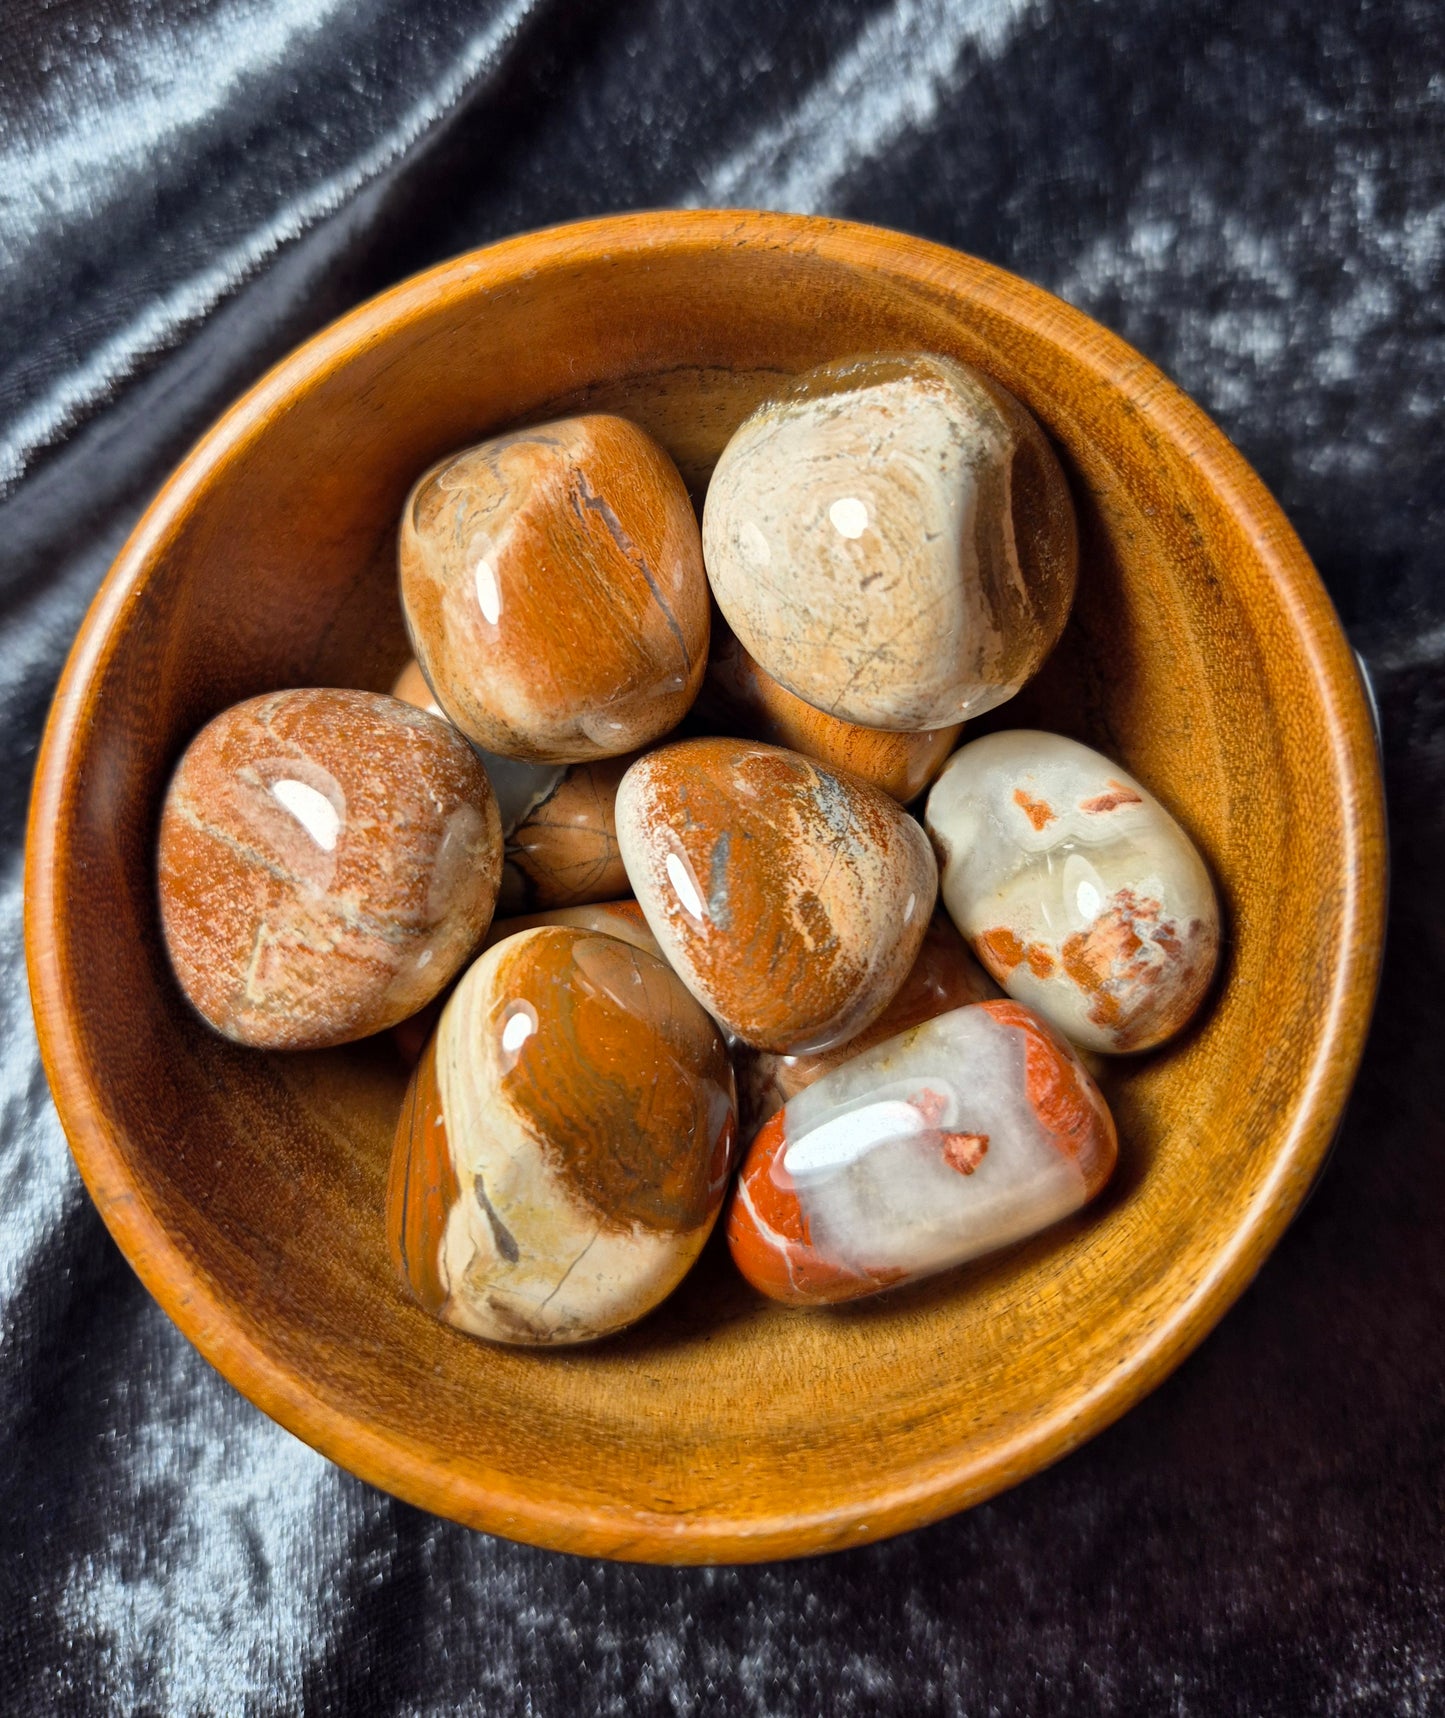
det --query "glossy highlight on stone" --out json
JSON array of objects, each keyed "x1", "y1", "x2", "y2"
[
  {"x1": 702, "y1": 353, "x2": 1077, "y2": 732},
  {"x1": 387, "y1": 926, "x2": 737, "y2": 1345},
  {"x1": 399, "y1": 414, "x2": 709, "y2": 764},
  {"x1": 727, "y1": 999, "x2": 1117, "y2": 1306},
  {"x1": 158, "y1": 688, "x2": 502, "y2": 1050},
  {"x1": 615, "y1": 737, "x2": 937, "y2": 1054},
  {"x1": 925, "y1": 730, "x2": 1221, "y2": 1054},
  {"x1": 735, "y1": 910, "x2": 999, "y2": 1133},
  {"x1": 698, "y1": 620, "x2": 962, "y2": 802}
]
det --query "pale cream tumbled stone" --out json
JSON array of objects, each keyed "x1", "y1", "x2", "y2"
[
  {"x1": 701, "y1": 353, "x2": 1077, "y2": 732},
  {"x1": 925, "y1": 730, "x2": 1220, "y2": 1054}
]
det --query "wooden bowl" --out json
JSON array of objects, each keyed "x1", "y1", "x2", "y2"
[{"x1": 26, "y1": 211, "x2": 1386, "y2": 1563}]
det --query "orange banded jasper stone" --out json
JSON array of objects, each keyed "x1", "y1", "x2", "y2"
[
  {"x1": 727, "y1": 998, "x2": 1116, "y2": 1306},
  {"x1": 615, "y1": 737, "x2": 937, "y2": 1054},
  {"x1": 399, "y1": 415, "x2": 709, "y2": 764},
  {"x1": 388, "y1": 926, "x2": 736, "y2": 1345},
  {"x1": 157, "y1": 688, "x2": 501, "y2": 1050}
]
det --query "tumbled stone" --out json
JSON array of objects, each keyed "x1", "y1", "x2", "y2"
[
  {"x1": 399, "y1": 415, "x2": 709, "y2": 763},
  {"x1": 702, "y1": 353, "x2": 1076, "y2": 731},
  {"x1": 497, "y1": 752, "x2": 634, "y2": 914},
  {"x1": 698, "y1": 621, "x2": 962, "y2": 802},
  {"x1": 925, "y1": 730, "x2": 1220, "y2": 1054},
  {"x1": 387, "y1": 926, "x2": 736, "y2": 1345},
  {"x1": 727, "y1": 999, "x2": 1116, "y2": 1306},
  {"x1": 158, "y1": 688, "x2": 501, "y2": 1050},
  {"x1": 392, "y1": 658, "x2": 564, "y2": 836},
  {"x1": 735, "y1": 910, "x2": 999, "y2": 1132},
  {"x1": 615, "y1": 737, "x2": 937, "y2": 1054}
]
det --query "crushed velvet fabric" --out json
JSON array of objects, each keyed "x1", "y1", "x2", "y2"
[{"x1": 2, "y1": 1, "x2": 1442, "y2": 1712}]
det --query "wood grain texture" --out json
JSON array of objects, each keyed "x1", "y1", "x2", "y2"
[{"x1": 25, "y1": 210, "x2": 1386, "y2": 1564}]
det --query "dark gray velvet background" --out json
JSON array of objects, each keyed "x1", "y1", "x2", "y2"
[{"x1": 2, "y1": 1, "x2": 1442, "y2": 1712}]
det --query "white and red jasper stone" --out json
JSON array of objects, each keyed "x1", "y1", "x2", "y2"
[
  {"x1": 702, "y1": 353, "x2": 1077, "y2": 732},
  {"x1": 925, "y1": 730, "x2": 1220, "y2": 1054},
  {"x1": 727, "y1": 998, "x2": 1116, "y2": 1306},
  {"x1": 388, "y1": 925, "x2": 736, "y2": 1345}
]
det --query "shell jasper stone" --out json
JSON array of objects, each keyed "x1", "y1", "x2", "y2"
[
  {"x1": 157, "y1": 688, "x2": 502, "y2": 1050},
  {"x1": 727, "y1": 999, "x2": 1117, "y2": 1306},
  {"x1": 399, "y1": 414, "x2": 709, "y2": 765},
  {"x1": 702, "y1": 352, "x2": 1077, "y2": 731},
  {"x1": 615, "y1": 737, "x2": 938, "y2": 1054},
  {"x1": 925, "y1": 731, "x2": 1221, "y2": 1054},
  {"x1": 388, "y1": 926, "x2": 737, "y2": 1345}
]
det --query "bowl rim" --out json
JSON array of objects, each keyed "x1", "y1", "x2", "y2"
[{"x1": 25, "y1": 208, "x2": 1388, "y2": 1563}]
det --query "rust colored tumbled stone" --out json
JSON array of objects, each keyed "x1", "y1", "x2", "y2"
[
  {"x1": 698, "y1": 621, "x2": 962, "y2": 802},
  {"x1": 387, "y1": 926, "x2": 737, "y2": 1345},
  {"x1": 703, "y1": 353, "x2": 1077, "y2": 731},
  {"x1": 498, "y1": 753, "x2": 635, "y2": 914},
  {"x1": 735, "y1": 910, "x2": 999, "y2": 1133},
  {"x1": 615, "y1": 737, "x2": 937, "y2": 1054},
  {"x1": 399, "y1": 415, "x2": 709, "y2": 764},
  {"x1": 157, "y1": 688, "x2": 502, "y2": 1049}
]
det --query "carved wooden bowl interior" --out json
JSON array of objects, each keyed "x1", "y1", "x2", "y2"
[{"x1": 26, "y1": 211, "x2": 1386, "y2": 1563}]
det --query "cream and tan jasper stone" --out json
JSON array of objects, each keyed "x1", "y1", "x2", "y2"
[
  {"x1": 702, "y1": 353, "x2": 1077, "y2": 731},
  {"x1": 925, "y1": 730, "x2": 1220, "y2": 1054}
]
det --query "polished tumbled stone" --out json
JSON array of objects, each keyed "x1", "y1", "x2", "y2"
[
  {"x1": 702, "y1": 352, "x2": 1077, "y2": 732},
  {"x1": 388, "y1": 926, "x2": 736, "y2": 1345},
  {"x1": 727, "y1": 998, "x2": 1117, "y2": 1306},
  {"x1": 400, "y1": 414, "x2": 709, "y2": 764},
  {"x1": 925, "y1": 729, "x2": 1220, "y2": 1054},
  {"x1": 616, "y1": 737, "x2": 937, "y2": 1054},
  {"x1": 158, "y1": 688, "x2": 501, "y2": 1050}
]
